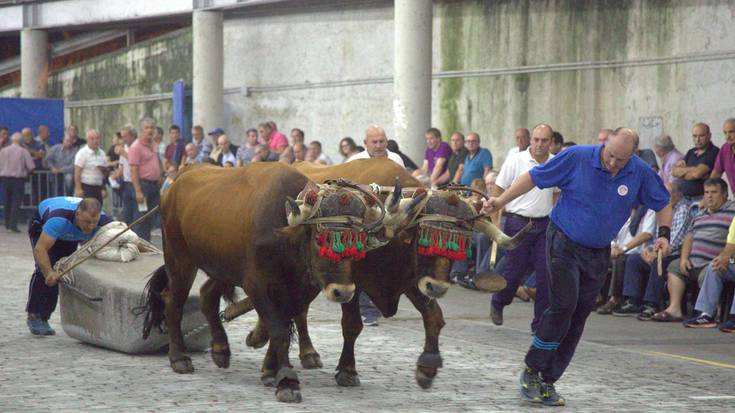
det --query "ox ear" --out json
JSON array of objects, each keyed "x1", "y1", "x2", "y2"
[
  {"x1": 275, "y1": 225, "x2": 306, "y2": 243},
  {"x1": 473, "y1": 217, "x2": 532, "y2": 250}
]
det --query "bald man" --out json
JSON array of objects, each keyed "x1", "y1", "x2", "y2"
[
  {"x1": 483, "y1": 127, "x2": 672, "y2": 406},
  {"x1": 710, "y1": 118, "x2": 735, "y2": 191},
  {"x1": 345, "y1": 126, "x2": 405, "y2": 167}
]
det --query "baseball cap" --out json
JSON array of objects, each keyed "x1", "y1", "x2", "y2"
[{"x1": 208, "y1": 127, "x2": 225, "y2": 136}]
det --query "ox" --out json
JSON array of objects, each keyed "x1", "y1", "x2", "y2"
[
  {"x1": 243, "y1": 158, "x2": 529, "y2": 389},
  {"x1": 140, "y1": 163, "x2": 391, "y2": 403}
]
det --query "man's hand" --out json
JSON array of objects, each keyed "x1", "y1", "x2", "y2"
[
  {"x1": 45, "y1": 271, "x2": 62, "y2": 287},
  {"x1": 74, "y1": 188, "x2": 84, "y2": 198},
  {"x1": 135, "y1": 191, "x2": 145, "y2": 204},
  {"x1": 712, "y1": 253, "x2": 729, "y2": 272},
  {"x1": 481, "y1": 198, "x2": 503, "y2": 216},
  {"x1": 641, "y1": 248, "x2": 655, "y2": 265},
  {"x1": 674, "y1": 160, "x2": 685, "y2": 168},
  {"x1": 679, "y1": 258, "x2": 692, "y2": 276},
  {"x1": 654, "y1": 237, "x2": 671, "y2": 257},
  {"x1": 611, "y1": 245, "x2": 624, "y2": 258}
]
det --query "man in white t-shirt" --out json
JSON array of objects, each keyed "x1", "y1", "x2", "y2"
[
  {"x1": 73, "y1": 128, "x2": 107, "y2": 204},
  {"x1": 490, "y1": 124, "x2": 557, "y2": 332},
  {"x1": 346, "y1": 126, "x2": 405, "y2": 168},
  {"x1": 505, "y1": 127, "x2": 531, "y2": 161}
]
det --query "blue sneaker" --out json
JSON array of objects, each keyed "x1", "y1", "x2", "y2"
[
  {"x1": 40, "y1": 320, "x2": 56, "y2": 336},
  {"x1": 541, "y1": 381, "x2": 566, "y2": 406},
  {"x1": 720, "y1": 318, "x2": 735, "y2": 333},
  {"x1": 27, "y1": 316, "x2": 46, "y2": 336},
  {"x1": 519, "y1": 367, "x2": 543, "y2": 403}
]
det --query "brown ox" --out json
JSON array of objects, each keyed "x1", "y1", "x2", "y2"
[
  {"x1": 140, "y1": 162, "x2": 387, "y2": 403},
  {"x1": 244, "y1": 158, "x2": 528, "y2": 389}
]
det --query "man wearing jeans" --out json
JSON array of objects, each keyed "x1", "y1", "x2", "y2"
[
  {"x1": 483, "y1": 128, "x2": 671, "y2": 406},
  {"x1": 128, "y1": 118, "x2": 161, "y2": 241}
]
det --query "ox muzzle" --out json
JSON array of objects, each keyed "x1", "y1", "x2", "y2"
[
  {"x1": 322, "y1": 283, "x2": 356, "y2": 303},
  {"x1": 417, "y1": 276, "x2": 450, "y2": 299}
]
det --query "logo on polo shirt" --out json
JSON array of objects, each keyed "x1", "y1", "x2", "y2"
[{"x1": 617, "y1": 184, "x2": 629, "y2": 196}]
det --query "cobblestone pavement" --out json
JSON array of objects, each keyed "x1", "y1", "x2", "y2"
[{"x1": 1, "y1": 228, "x2": 734, "y2": 412}]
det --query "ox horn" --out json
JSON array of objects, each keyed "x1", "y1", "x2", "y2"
[
  {"x1": 285, "y1": 196, "x2": 304, "y2": 226},
  {"x1": 387, "y1": 177, "x2": 402, "y2": 214},
  {"x1": 473, "y1": 217, "x2": 532, "y2": 250}
]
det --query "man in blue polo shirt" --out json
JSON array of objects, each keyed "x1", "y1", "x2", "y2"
[
  {"x1": 459, "y1": 132, "x2": 493, "y2": 186},
  {"x1": 26, "y1": 196, "x2": 112, "y2": 336},
  {"x1": 483, "y1": 127, "x2": 671, "y2": 406}
]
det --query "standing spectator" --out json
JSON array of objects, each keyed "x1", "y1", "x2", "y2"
[
  {"x1": 128, "y1": 117, "x2": 162, "y2": 241},
  {"x1": 338, "y1": 137, "x2": 362, "y2": 162},
  {"x1": 153, "y1": 126, "x2": 166, "y2": 160},
  {"x1": 412, "y1": 127, "x2": 451, "y2": 187},
  {"x1": 506, "y1": 128, "x2": 530, "y2": 160},
  {"x1": 216, "y1": 135, "x2": 239, "y2": 167},
  {"x1": 35, "y1": 125, "x2": 53, "y2": 154},
  {"x1": 672, "y1": 122, "x2": 719, "y2": 200},
  {"x1": 207, "y1": 127, "x2": 225, "y2": 162},
  {"x1": 236, "y1": 128, "x2": 259, "y2": 166},
  {"x1": 191, "y1": 125, "x2": 211, "y2": 162},
  {"x1": 489, "y1": 124, "x2": 556, "y2": 332},
  {"x1": 346, "y1": 126, "x2": 405, "y2": 167},
  {"x1": 119, "y1": 126, "x2": 137, "y2": 225},
  {"x1": 21, "y1": 127, "x2": 45, "y2": 170},
  {"x1": 482, "y1": 128, "x2": 671, "y2": 406},
  {"x1": 67, "y1": 124, "x2": 86, "y2": 148},
  {"x1": 73, "y1": 129, "x2": 107, "y2": 204},
  {"x1": 597, "y1": 128, "x2": 613, "y2": 144},
  {"x1": 654, "y1": 134, "x2": 683, "y2": 187},
  {"x1": 0, "y1": 126, "x2": 9, "y2": 148},
  {"x1": 710, "y1": 118, "x2": 735, "y2": 191},
  {"x1": 652, "y1": 178, "x2": 735, "y2": 322},
  {"x1": 386, "y1": 140, "x2": 419, "y2": 171},
  {"x1": 306, "y1": 141, "x2": 333, "y2": 165},
  {"x1": 0, "y1": 133, "x2": 35, "y2": 232},
  {"x1": 458, "y1": 132, "x2": 493, "y2": 186},
  {"x1": 164, "y1": 125, "x2": 181, "y2": 172},
  {"x1": 46, "y1": 134, "x2": 78, "y2": 196},
  {"x1": 550, "y1": 131, "x2": 564, "y2": 155}
]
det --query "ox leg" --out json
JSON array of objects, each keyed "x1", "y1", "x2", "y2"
[
  {"x1": 200, "y1": 279, "x2": 231, "y2": 369},
  {"x1": 260, "y1": 341, "x2": 278, "y2": 387},
  {"x1": 161, "y1": 265, "x2": 197, "y2": 374},
  {"x1": 295, "y1": 308, "x2": 322, "y2": 369},
  {"x1": 335, "y1": 293, "x2": 362, "y2": 387},
  {"x1": 255, "y1": 298, "x2": 302, "y2": 403},
  {"x1": 405, "y1": 285, "x2": 446, "y2": 389}
]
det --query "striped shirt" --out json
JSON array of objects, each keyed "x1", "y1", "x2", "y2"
[{"x1": 688, "y1": 200, "x2": 735, "y2": 267}]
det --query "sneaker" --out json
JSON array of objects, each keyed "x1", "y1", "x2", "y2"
[
  {"x1": 719, "y1": 318, "x2": 735, "y2": 333},
  {"x1": 519, "y1": 367, "x2": 543, "y2": 403},
  {"x1": 362, "y1": 316, "x2": 378, "y2": 327},
  {"x1": 490, "y1": 304, "x2": 503, "y2": 326},
  {"x1": 596, "y1": 300, "x2": 620, "y2": 315},
  {"x1": 684, "y1": 313, "x2": 717, "y2": 328},
  {"x1": 612, "y1": 300, "x2": 641, "y2": 317},
  {"x1": 637, "y1": 304, "x2": 657, "y2": 321},
  {"x1": 27, "y1": 314, "x2": 46, "y2": 336},
  {"x1": 40, "y1": 320, "x2": 56, "y2": 336},
  {"x1": 541, "y1": 382, "x2": 566, "y2": 406}
]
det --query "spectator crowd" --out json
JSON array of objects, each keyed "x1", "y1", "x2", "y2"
[{"x1": 1, "y1": 116, "x2": 735, "y2": 332}]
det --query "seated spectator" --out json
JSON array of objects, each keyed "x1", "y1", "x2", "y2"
[
  {"x1": 654, "y1": 134, "x2": 683, "y2": 187},
  {"x1": 596, "y1": 205, "x2": 656, "y2": 315},
  {"x1": 258, "y1": 122, "x2": 288, "y2": 154},
  {"x1": 46, "y1": 134, "x2": 79, "y2": 196},
  {"x1": 710, "y1": 118, "x2": 735, "y2": 193},
  {"x1": 653, "y1": 178, "x2": 735, "y2": 322},
  {"x1": 457, "y1": 132, "x2": 493, "y2": 186},
  {"x1": 236, "y1": 128, "x2": 259, "y2": 166},
  {"x1": 613, "y1": 180, "x2": 696, "y2": 318},
  {"x1": 292, "y1": 143, "x2": 306, "y2": 163},
  {"x1": 550, "y1": 131, "x2": 564, "y2": 155},
  {"x1": 181, "y1": 143, "x2": 200, "y2": 166},
  {"x1": 444, "y1": 132, "x2": 468, "y2": 184},
  {"x1": 207, "y1": 127, "x2": 225, "y2": 161},
  {"x1": 191, "y1": 125, "x2": 211, "y2": 162},
  {"x1": 684, "y1": 216, "x2": 735, "y2": 332},
  {"x1": 386, "y1": 140, "x2": 419, "y2": 171},
  {"x1": 252, "y1": 144, "x2": 279, "y2": 162},
  {"x1": 216, "y1": 135, "x2": 239, "y2": 167},
  {"x1": 672, "y1": 122, "x2": 719, "y2": 201},
  {"x1": 597, "y1": 128, "x2": 613, "y2": 144},
  {"x1": 338, "y1": 137, "x2": 362, "y2": 162},
  {"x1": 306, "y1": 141, "x2": 333, "y2": 165},
  {"x1": 412, "y1": 127, "x2": 451, "y2": 187},
  {"x1": 269, "y1": 121, "x2": 289, "y2": 154}
]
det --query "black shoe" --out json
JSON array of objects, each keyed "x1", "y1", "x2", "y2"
[
  {"x1": 519, "y1": 367, "x2": 543, "y2": 403},
  {"x1": 637, "y1": 304, "x2": 657, "y2": 321},
  {"x1": 612, "y1": 301, "x2": 641, "y2": 317},
  {"x1": 541, "y1": 381, "x2": 566, "y2": 406},
  {"x1": 490, "y1": 304, "x2": 503, "y2": 326}
]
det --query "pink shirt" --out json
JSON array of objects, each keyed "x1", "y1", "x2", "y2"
[
  {"x1": 714, "y1": 143, "x2": 735, "y2": 191},
  {"x1": 0, "y1": 144, "x2": 35, "y2": 177},
  {"x1": 659, "y1": 148, "x2": 683, "y2": 187},
  {"x1": 268, "y1": 131, "x2": 288, "y2": 151},
  {"x1": 128, "y1": 139, "x2": 161, "y2": 181}
]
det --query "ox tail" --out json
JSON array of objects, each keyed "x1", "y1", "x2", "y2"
[{"x1": 140, "y1": 265, "x2": 169, "y2": 340}]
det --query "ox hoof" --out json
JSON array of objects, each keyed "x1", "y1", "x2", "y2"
[
  {"x1": 415, "y1": 366, "x2": 437, "y2": 389},
  {"x1": 170, "y1": 356, "x2": 194, "y2": 374},
  {"x1": 261, "y1": 371, "x2": 276, "y2": 387},
  {"x1": 246, "y1": 330, "x2": 268, "y2": 349},
  {"x1": 275, "y1": 388, "x2": 303, "y2": 403},
  {"x1": 300, "y1": 352, "x2": 323, "y2": 369},
  {"x1": 335, "y1": 370, "x2": 361, "y2": 387},
  {"x1": 211, "y1": 350, "x2": 231, "y2": 369}
]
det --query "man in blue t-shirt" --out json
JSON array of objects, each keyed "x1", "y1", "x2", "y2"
[
  {"x1": 482, "y1": 128, "x2": 672, "y2": 406},
  {"x1": 26, "y1": 197, "x2": 112, "y2": 336},
  {"x1": 459, "y1": 132, "x2": 493, "y2": 186}
]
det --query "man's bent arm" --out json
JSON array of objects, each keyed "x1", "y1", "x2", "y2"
[{"x1": 32, "y1": 233, "x2": 57, "y2": 279}]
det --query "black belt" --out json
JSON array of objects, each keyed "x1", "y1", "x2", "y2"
[{"x1": 505, "y1": 212, "x2": 549, "y2": 222}]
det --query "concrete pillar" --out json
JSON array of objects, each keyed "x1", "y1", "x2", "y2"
[
  {"x1": 393, "y1": 0, "x2": 433, "y2": 163},
  {"x1": 192, "y1": 10, "x2": 224, "y2": 133},
  {"x1": 21, "y1": 29, "x2": 49, "y2": 98}
]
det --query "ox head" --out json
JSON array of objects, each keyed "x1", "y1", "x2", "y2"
[
  {"x1": 383, "y1": 184, "x2": 531, "y2": 299},
  {"x1": 281, "y1": 180, "x2": 385, "y2": 304}
]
